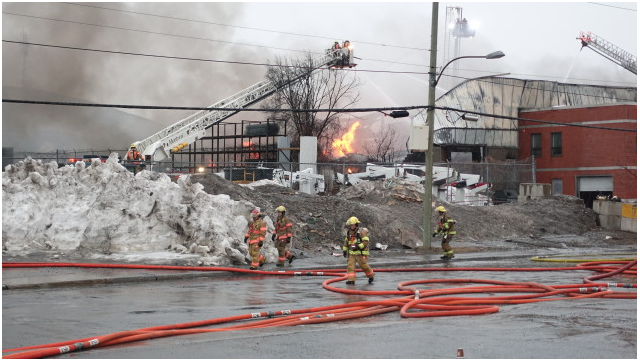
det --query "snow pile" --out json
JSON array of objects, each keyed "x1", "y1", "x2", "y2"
[
  {"x1": 238, "y1": 178, "x2": 286, "y2": 189},
  {"x1": 2, "y1": 155, "x2": 279, "y2": 265}
]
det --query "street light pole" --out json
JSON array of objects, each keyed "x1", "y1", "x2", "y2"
[
  {"x1": 422, "y1": 4, "x2": 505, "y2": 251},
  {"x1": 423, "y1": 2, "x2": 439, "y2": 250}
]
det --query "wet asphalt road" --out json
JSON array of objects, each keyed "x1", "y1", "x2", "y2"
[{"x1": 2, "y1": 257, "x2": 637, "y2": 359}]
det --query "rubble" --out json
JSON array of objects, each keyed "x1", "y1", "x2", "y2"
[{"x1": 193, "y1": 174, "x2": 635, "y2": 255}]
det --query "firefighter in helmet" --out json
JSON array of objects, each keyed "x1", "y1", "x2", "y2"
[
  {"x1": 272, "y1": 205, "x2": 295, "y2": 266},
  {"x1": 342, "y1": 216, "x2": 374, "y2": 284},
  {"x1": 432, "y1": 206, "x2": 457, "y2": 260},
  {"x1": 244, "y1": 209, "x2": 266, "y2": 270},
  {"x1": 341, "y1": 40, "x2": 351, "y2": 66},
  {"x1": 124, "y1": 143, "x2": 145, "y2": 174}
]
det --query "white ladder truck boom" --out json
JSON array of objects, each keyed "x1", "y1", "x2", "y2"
[
  {"x1": 133, "y1": 42, "x2": 356, "y2": 161},
  {"x1": 577, "y1": 31, "x2": 637, "y2": 75}
]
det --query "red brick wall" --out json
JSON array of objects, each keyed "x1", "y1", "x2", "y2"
[{"x1": 518, "y1": 105, "x2": 637, "y2": 199}]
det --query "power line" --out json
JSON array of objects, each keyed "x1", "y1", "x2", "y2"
[
  {"x1": 2, "y1": 11, "x2": 304, "y2": 54},
  {"x1": 1, "y1": 40, "x2": 301, "y2": 68},
  {"x1": 588, "y1": 2, "x2": 637, "y2": 11},
  {"x1": 2, "y1": 11, "x2": 427, "y2": 68},
  {"x1": 437, "y1": 106, "x2": 637, "y2": 133},
  {"x1": 4, "y1": 10, "x2": 636, "y2": 87},
  {"x1": 62, "y1": 2, "x2": 429, "y2": 51},
  {"x1": 5, "y1": 39, "x2": 636, "y2": 96},
  {"x1": 2, "y1": 37, "x2": 635, "y2": 103},
  {"x1": 0, "y1": 39, "x2": 432, "y2": 75},
  {"x1": 3, "y1": 99, "x2": 635, "y2": 132}
]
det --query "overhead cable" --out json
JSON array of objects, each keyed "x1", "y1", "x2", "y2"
[
  {"x1": 4, "y1": 11, "x2": 636, "y2": 87},
  {"x1": 4, "y1": 39, "x2": 637, "y2": 99},
  {"x1": 3, "y1": 99, "x2": 635, "y2": 132},
  {"x1": 62, "y1": 2, "x2": 429, "y2": 51}
]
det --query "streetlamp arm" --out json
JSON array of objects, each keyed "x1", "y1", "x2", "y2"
[
  {"x1": 434, "y1": 51, "x2": 505, "y2": 86},
  {"x1": 434, "y1": 55, "x2": 484, "y2": 86}
]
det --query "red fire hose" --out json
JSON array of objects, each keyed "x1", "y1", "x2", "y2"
[{"x1": 2, "y1": 259, "x2": 636, "y2": 359}]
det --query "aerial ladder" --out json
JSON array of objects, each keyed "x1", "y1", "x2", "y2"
[
  {"x1": 133, "y1": 42, "x2": 355, "y2": 162},
  {"x1": 577, "y1": 31, "x2": 637, "y2": 75}
]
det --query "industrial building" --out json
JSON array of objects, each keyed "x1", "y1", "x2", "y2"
[{"x1": 413, "y1": 76, "x2": 637, "y2": 206}]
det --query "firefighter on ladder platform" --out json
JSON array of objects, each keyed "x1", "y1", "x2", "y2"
[
  {"x1": 245, "y1": 209, "x2": 266, "y2": 270},
  {"x1": 124, "y1": 143, "x2": 145, "y2": 175},
  {"x1": 342, "y1": 216, "x2": 374, "y2": 285},
  {"x1": 272, "y1": 206, "x2": 295, "y2": 267},
  {"x1": 432, "y1": 206, "x2": 457, "y2": 260},
  {"x1": 341, "y1": 40, "x2": 351, "y2": 66}
]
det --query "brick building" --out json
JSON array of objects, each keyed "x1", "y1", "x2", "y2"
[
  {"x1": 518, "y1": 103, "x2": 637, "y2": 207},
  {"x1": 412, "y1": 77, "x2": 637, "y2": 207}
]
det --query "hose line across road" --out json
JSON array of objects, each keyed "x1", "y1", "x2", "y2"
[{"x1": 2, "y1": 259, "x2": 637, "y2": 359}]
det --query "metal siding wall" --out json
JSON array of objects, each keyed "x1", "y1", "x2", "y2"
[{"x1": 421, "y1": 77, "x2": 636, "y2": 149}]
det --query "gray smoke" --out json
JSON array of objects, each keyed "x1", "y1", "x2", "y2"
[{"x1": 2, "y1": 2, "x2": 267, "y2": 151}]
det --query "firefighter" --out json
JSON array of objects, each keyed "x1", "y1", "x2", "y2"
[
  {"x1": 341, "y1": 40, "x2": 351, "y2": 66},
  {"x1": 342, "y1": 216, "x2": 374, "y2": 284},
  {"x1": 271, "y1": 206, "x2": 295, "y2": 267},
  {"x1": 432, "y1": 206, "x2": 457, "y2": 260},
  {"x1": 244, "y1": 209, "x2": 266, "y2": 270},
  {"x1": 124, "y1": 143, "x2": 145, "y2": 174}
]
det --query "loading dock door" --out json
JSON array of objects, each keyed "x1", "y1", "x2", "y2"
[{"x1": 577, "y1": 176, "x2": 613, "y2": 208}]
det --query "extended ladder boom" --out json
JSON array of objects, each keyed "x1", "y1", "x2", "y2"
[
  {"x1": 136, "y1": 46, "x2": 352, "y2": 161},
  {"x1": 578, "y1": 31, "x2": 637, "y2": 75}
]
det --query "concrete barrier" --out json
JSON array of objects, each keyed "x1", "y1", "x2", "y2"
[
  {"x1": 518, "y1": 183, "x2": 551, "y2": 202},
  {"x1": 593, "y1": 200, "x2": 622, "y2": 216},
  {"x1": 593, "y1": 200, "x2": 636, "y2": 233},
  {"x1": 621, "y1": 203, "x2": 637, "y2": 232}
]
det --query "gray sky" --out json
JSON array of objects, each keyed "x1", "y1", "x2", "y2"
[{"x1": 2, "y1": 1, "x2": 637, "y2": 152}]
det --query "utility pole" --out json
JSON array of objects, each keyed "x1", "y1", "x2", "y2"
[{"x1": 423, "y1": 2, "x2": 439, "y2": 250}]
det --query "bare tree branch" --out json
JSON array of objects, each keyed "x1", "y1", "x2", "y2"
[
  {"x1": 364, "y1": 123, "x2": 399, "y2": 162},
  {"x1": 262, "y1": 52, "x2": 361, "y2": 156}
]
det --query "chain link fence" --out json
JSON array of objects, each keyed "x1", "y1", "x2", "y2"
[{"x1": 3, "y1": 148, "x2": 534, "y2": 204}]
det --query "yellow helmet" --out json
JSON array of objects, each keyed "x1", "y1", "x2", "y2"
[
  {"x1": 130, "y1": 143, "x2": 137, "y2": 148},
  {"x1": 435, "y1": 206, "x2": 447, "y2": 213},
  {"x1": 345, "y1": 216, "x2": 360, "y2": 226},
  {"x1": 275, "y1": 206, "x2": 286, "y2": 213}
]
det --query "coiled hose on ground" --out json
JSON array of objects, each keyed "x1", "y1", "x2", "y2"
[{"x1": 2, "y1": 258, "x2": 636, "y2": 359}]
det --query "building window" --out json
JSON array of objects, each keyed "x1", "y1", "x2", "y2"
[
  {"x1": 551, "y1": 132, "x2": 562, "y2": 156},
  {"x1": 552, "y1": 179, "x2": 563, "y2": 195},
  {"x1": 531, "y1": 133, "x2": 541, "y2": 157}
]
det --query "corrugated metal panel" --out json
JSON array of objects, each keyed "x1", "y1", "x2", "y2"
[{"x1": 415, "y1": 77, "x2": 637, "y2": 148}]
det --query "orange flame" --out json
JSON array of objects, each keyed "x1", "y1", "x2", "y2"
[
  {"x1": 243, "y1": 140, "x2": 260, "y2": 159},
  {"x1": 332, "y1": 121, "x2": 360, "y2": 157}
]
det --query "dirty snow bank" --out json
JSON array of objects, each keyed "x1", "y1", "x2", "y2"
[{"x1": 2, "y1": 155, "x2": 278, "y2": 265}]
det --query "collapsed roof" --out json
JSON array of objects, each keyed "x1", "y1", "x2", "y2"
[{"x1": 412, "y1": 77, "x2": 637, "y2": 147}]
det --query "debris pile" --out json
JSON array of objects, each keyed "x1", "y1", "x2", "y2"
[{"x1": 3, "y1": 159, "x2": 634, "y2": 266}]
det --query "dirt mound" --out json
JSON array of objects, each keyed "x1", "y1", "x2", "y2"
[{"x1": 192, "y1": 174, "x2": 630, "y2": 256}]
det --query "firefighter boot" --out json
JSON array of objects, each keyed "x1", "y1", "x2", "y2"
[
  {"x1": 346, "y1": 280, "x2": 355, "y2": 285},
  {"x1": 288, "y1": 255, "x2": 295, "y2": 264},
  {"x1": 368, "y1": 277, "x2": 374, "y2": 284},
  {"x1": 276, "y1": 263, "x2": 284, "y2": 267}
]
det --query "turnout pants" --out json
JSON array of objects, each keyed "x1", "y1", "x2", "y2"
[
  {"x1": 249, "y1": 243, "x2": 265, "y2": 268},
  {"x1": 346, "y1": 254, "x2": 374, "y2": 282},
  {"x1": 276, "y1": 240, "x2": 292, "y2": 265},
  {"x1": 441, "y1": 234, "x2": 454, "y2": 257}
]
